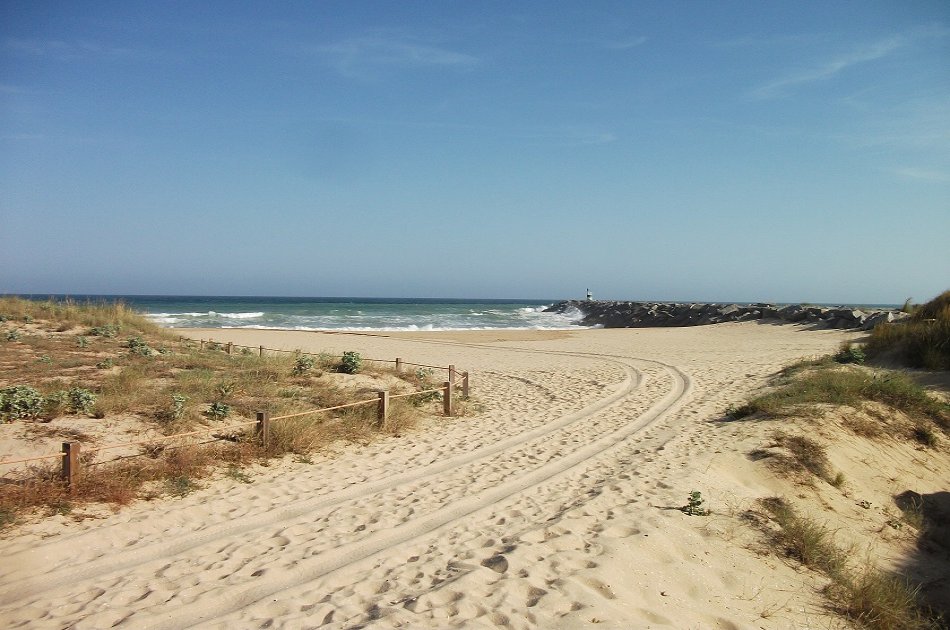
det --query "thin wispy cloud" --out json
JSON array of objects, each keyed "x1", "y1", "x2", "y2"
[
  {"x1": 5, "y1": 37, "x2": 166, "y2": 62},
  {"x1": 893, "y1": 167, "x2": 950, "y2": 183},
  {"x1": 752, "y1": 36, "x2": 904, "y2": 99},
  {"x1": 601, "y1": 36, "x2": 648, "y2": 51},
  {"x1": 314, "y1": 34, "x2": 478, "y2": 78}
]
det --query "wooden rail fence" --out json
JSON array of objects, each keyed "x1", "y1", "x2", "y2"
[{"x1": 1, "y1": 343, "x2": 470, "y2": 491}]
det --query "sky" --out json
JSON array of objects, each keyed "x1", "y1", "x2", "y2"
[{"x1": 1, "y1": 1, "x2": 948, "y2": 304}]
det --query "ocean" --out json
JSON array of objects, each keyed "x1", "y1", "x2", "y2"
[{"x1": 43, "y1": 296, "x2": 585, "y2": 331}]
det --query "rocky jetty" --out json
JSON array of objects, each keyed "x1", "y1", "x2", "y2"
[{"x1": 544, "y1": 300, "x2": 905, "y2": 330}]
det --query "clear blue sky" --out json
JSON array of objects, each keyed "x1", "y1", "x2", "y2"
[{"x1": 2, "y1": 1, "x2": 948, "y2": 304}]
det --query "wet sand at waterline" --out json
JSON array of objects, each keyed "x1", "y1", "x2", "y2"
[{"x1": 1, "y1": 323, "x2": 858, "y2": 628}]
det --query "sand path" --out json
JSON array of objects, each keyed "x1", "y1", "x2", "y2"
[{"x1": 0, "y1": 323, "x2": 855, "y2": 628}]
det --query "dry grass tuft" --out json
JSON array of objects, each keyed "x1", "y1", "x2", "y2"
[
  {"x1": 867, "y1": 290, "x2": 950, "y2": 370},
  {"x1": 1, "y1": 296, "x2": 446, "y2": 529},
  {"x1": 759, "y1": 497, "x2": 941, "y2": 629}
]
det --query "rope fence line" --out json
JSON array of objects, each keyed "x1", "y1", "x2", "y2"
[
  {"x1": 188, "y1": 338, "x2": 466, "y2": 377},
  {"x1": 270, "y1": 398, "x2": 379, "y2": 421},
  {"x1": 1, "y1": 347, "x2": 471, "y2": 491}
]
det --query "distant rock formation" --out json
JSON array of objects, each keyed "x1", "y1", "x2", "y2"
[{"x1": 544, "y1": 301, "x2": 906, "y2": 330}]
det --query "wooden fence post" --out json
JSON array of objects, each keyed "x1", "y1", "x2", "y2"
[
  {"x1": 443, "y1": 381, "x2": 453, "y2": 417},
  {"x1": 62, "y1": 441, "x2": 80, "y2": 491},
  {"x1": 200, "y1": 339, "x2": 205, "y2": 350},
  {"x1": 462, "y1": 371, "x2": 470, "y2": 398},
  {"x1": 259, "y1": 345, "x2": 264, "y2": 357},
  {"x1": 226, "y1": 342, "x2": 233, "y2": 355},
  {"x1": 377, "y1": 390, "x2": 389, "y2": 428},
  {"x1": 395, "y1": 358, "x2": 403, "y2": 373},
  {"x1": 448, "y1": 364, "x2": 456, "y2": 388},
  {"x1": 256, "y1": 411, "x2": 270, "y2": 449}
]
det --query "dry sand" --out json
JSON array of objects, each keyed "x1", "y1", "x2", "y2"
[{"x1": 1, "y1": 322, "x2": 868, "y2": 628}]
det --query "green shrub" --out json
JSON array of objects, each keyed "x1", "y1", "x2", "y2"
[
  {"x1": 88, "y1": 324, "x2": 120, "y2": 338},
  {"x1": 680, "y1": 491, "x2": 709, "y2": 516},
  {"x1": 205, "y1": 402, "x2": 230, "y2": 420},
  {"x1": 76, "y1": 336, "x2": 89, "y2": 348},
  {"x1": 5, "y1": 329, "x2": 21, "y2": 341},
  {"x1": 96, "y1": 358, "x2": 114, "y2": 370},
  {"x1": 66, "y1": 388, "x2": 97, "y2": 414},
  {"x1": 0, "y1": 386, "x2": 45, "y2": 421},
  {"x1": 834, "y1": 343, "x2": 865, "y2": 365},
  {"x1": 339, "y1": 351, "x2": 362, "y2": 374},
  {"x1": 292, "y1": 355, "x2": 315, "y2": 376},
  {"x1": 126, "y1": 336, "x2": 154, "y2": 356},
  {"x1": 23, "y1": 315, "x2": 33, "y2": 324},
  {"x1": 411, "y1": 368, "x2": 442, "y2": 405}
]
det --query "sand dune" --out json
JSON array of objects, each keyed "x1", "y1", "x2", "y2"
[{"x1": 0, "y1": 322, "x2": 858, "y2": 628}]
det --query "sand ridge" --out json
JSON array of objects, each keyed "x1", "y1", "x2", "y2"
[{"x1": 0, "y1": 323, "x2": 858, "y2": 628}]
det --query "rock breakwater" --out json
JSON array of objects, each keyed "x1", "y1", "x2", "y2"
[{"x1": 545, "y1": 301, "x2": 905, "y2": 330}]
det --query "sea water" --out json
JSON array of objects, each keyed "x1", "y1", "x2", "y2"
[{"x1": 50, "y1": 296, "x2": 585, "y2": 331}]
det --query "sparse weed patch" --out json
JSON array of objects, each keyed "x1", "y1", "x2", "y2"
[{"x1": 759, "y1": 497, "x2": 939, "y2": 629}]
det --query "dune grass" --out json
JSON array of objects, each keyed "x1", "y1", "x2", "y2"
[
  {"x1": 760, "y1": 497, "x2": 941, "y2": 629},
  {"x1": 0, "y1": 296, "x2": 442, "y2": 529},
  {"x1": 728, "y1": 366, "x2": 949, "y2": 431},
  {"x1": 867, "y1": 290, "x2": 950, "y2": 370}
]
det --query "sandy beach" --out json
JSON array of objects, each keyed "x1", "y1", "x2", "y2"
[{"x1": 0, "y1": 322, "x2": 868, "y2": 628}]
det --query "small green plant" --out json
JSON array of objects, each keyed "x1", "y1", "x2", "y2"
[
  {"x1": 834, "y1": 343, "x2": 865, "y2": 365},
  {"x1": 680, "y1": 490, "x2": 709, "y2": 516},
  {"x1": 76, "y1": 336, "x2": 89, "y2": 348},
  {"x1": 225, "y1": 465, "x2": 253, "y2": 484},
  {"x1": 23, "y1": 315, "x2": 33, "y2": 323},
  {"x1": 339, "y1": 351, "x2": 363, "y2": 374},
  {"x1": 95, "y1": 358, "x2": 114, "y2": 369},
  {"x1": 0, "y1": 314, "x2": 7, "y2": 323},
  {"x1": 205, "y1": 402, "x2": 231, "y2": 420},
  {"x1": 88, "y1": 324, "x2": 120, "y2": 338},
  {"x1": 66, "y1": 388, "x2": 97, "y2": 414},
  {"x1": 126, "y1": 336, "x2": 154, "y2": 356},
  {"x1": 0, "y1": 385, "x2": 45, "y2": 421},
  {"x1": 240, "y1": 346, "x2": 253, "y2": 356},
  {"x1": 37, "y1": 354, "x2": 53, "y2": 365},
  {"x1": 170, "y1": 394, "x2": 187, "y2": 421},
  {"x1": 411, "y1": 367, "x2": 442, "y2": 405},
  {"x1": 165, "y1": 476, "x2": 199, "y2": 497},
  {"x1": 5, "y1": 329, "x2": 21, "y2": 341},
  {"x1": 292, "y1": 355, "x2": 315, "y2": 376},
  {"x1": 206, "y1": 341, "x2": 222, "y2": 351}
]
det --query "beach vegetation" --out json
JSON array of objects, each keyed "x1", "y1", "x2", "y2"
[
  {"x1": 0, "y1": 386, "x2": 45, "y2": 421},
  {"x1": 680, "y1": 491, "x2": 709, "y2": 516},
  {"x1": 5, "y1": 329, "x2": 21, "y2": 342},
  {"x1": 339, "y1": 351, "x2": 363, "y2": 374},
  {"x1": 0, "y1": 296, "x2": 442, "y2": 528},
  {"x1": 205, "y1": 402, "x2": 231, "y2": 420},
  {"x1": 759, "y1": 497, "x2": 940, "y2": 629},
  {"x1": 125, "y1": 336, "x2": 154, "y2": 356},
  {"x1": 835, "y1": 342, "x2": 866, "y2": 365},
  {"x1": 727, "y1": 365, "x2": 948, "y2": 431},
  {"x1": 292, "y1": 355, "x2": 315, "y2": 376},
  {"x1": 867, "y1": 290, "x2": 950, "y2": 370}
]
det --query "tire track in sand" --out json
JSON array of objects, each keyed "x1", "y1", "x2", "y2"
[
  {"x1": 137, "y1": 358, "x2": 690, "y2": 630},
  {"x1": 0, "y1": 357, "x2": 640, "y2": 607}
]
